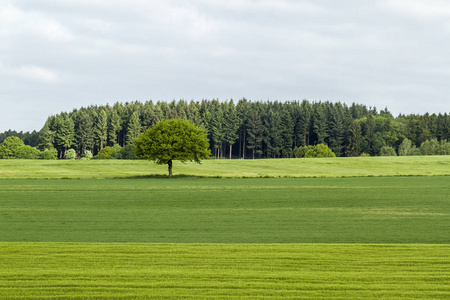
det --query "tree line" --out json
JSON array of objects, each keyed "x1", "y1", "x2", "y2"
[{"x1": 1, "y1": 99, "x2": 450, "y2": 159}]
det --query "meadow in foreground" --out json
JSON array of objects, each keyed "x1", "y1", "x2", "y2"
[{"x1": 0, "y1": 243, "x2": 448, "y2": 299}]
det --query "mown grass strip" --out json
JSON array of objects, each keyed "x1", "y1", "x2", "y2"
[
  {"x1": 0, "y1": 156, "x2": 449, "y2": 179},
  {"x1": 0, "y1": 177, "x2": 448, "y2": 244},
  {"x1": 0, "y1": 243, "x2": 448, "y2": 299}
]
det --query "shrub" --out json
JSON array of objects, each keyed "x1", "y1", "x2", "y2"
[
  {"x1": 120, "y1": 144, "x2": 140, "y2": 160},
  {"x1": 380, "y1": 146, "x2": 397, "y2": 156},
  {"x1": 111, "y1": 144, "x2": 123, "y2": 159},
  {"x1": 407, "y1": 147, "x2": 421, "y2": 156},
  {"x1": 83, "y1": 150, "x2": 93, "y2": 160},
  {"x1": 398, "y1": 138, "x2": 412, "y2": 156},
  {"x1": 293, "y1": 145, "x2": 314, "y2": 158},
  {"x1": 40, "y1": 149, "x2": 58, "y2": 160},
  {"x1": 360, "y1": 153, "x2": 371, "y2": 157},
  {"x1": 0, "y1": 136, "x2": 41, "y2": 159},
  {"x1": 97, "y1": 147, "x2": 116, "y2": 159},
  {"x1": 64, "y1": 149, "x2": 77, "y2": 160},
  {"x1": 304, "y1": 144, "x2": 336, "y2": 158}
]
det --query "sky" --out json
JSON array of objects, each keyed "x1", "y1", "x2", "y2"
[{"x1": 1, "y1": 0, "x2": 450, "y2": 132}]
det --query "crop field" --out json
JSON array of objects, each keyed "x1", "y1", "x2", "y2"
[
  {"x1": 1, "y1": 243, "x2": 448, "y2": 299},
  {"x1": 0, "y1": 158, "x2": 449, "y2": 298},
  {"x1": 0, "y1": 176, "x2": 449, "y2": 243}
]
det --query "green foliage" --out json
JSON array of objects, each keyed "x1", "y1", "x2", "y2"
[
  {"x1": 0, "y1": 136, "x2": 25, "y2": 159},
  {"x1": 293, "y1": 145, "x2": 314, "y2": 158},
  {"x1": 97, "y1": 146, "x2": 116, "y2": 159},
  {"x1": 398, "y1": 138, "x2": 412, "y2": 156},
  {"x1": 64, "y1": 149, "x2": 77, "y2": 160},
  {"x1": 246, "y1": 110, "x2": 263, "y2": 159},
  {"x1": 0, "y1": 136, "x2": 41, "y2": 159},
  {"x1": 110, "y1": 144, "x2": 123, "y2": 159},
  {"x1": 360, "y1": 152, "x2": 370, "y2": 157},
  {"x1": 126, "y1": 111, "x2": 142, "y2": 144},
  {"x1": 135, "y1": 119, "x2": 211, "y2": 176},
  {"x1": 347, "y1": 120, "x2": 362, "y2": 157},
  {"x1": 40, "y1": 149, "x2": 58, "y2": 160},
  {"x1": 25, "y1": 99, "x2": 450, "y2": 160},
  {"x1": 83, "y1": 150, "x2": 93, "y2": 160},
  {"x1": 304, "y1": 144, "x2": 336, "y2": 158},
  {"x1": 119, "y1": 144, "x2": 139, "y2": 160},
  {"x1": 379, "y1": 146, "x2": 397, "y2": 156}
]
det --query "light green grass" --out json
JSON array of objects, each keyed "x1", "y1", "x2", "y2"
[
  {"x1": 1, "y1": 177, "x2": 448, "y2": 243},
  {"x1": 0, "y1": 155, "x2": 449, "y2": 179},
  {"x1": 0, "y1": 243, "x2": 448, "y2": 299}
]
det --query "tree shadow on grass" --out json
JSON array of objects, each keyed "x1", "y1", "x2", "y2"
[{"x1": 113, "y1": 174, "x2": 223, "y2": 179}]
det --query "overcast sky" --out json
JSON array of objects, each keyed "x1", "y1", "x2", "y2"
[{"x1": 1, "y1": 0, "x2": 450, "y2": 132}]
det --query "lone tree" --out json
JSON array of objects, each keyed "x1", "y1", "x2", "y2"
[{"x1": 134, "y1": 119, "x2": 211, "y2": 176}]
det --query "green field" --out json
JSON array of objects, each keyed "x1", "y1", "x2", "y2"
[
  {"x1": 0, "y1": 155, "x2": 449, "y2": 179},
  {"x1": 1, "y1": 243, "x2": 448, "y2": 299},
  {"x1": 0, "y1": 158, "x2": 449, "y2": 298},
  {"x1": 0, "y1": 177, "x2": 449, "y2": 243}
]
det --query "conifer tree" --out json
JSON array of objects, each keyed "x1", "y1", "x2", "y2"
[
  {"x1": 224, "y1": 100, "x2": 240, "y2": 159},
  {"x1": 246, "y1": 110, "x2": 263, "y2": 159},
  {"x1": 126, "y1": 111, "x2": 142, "y2": 144}
]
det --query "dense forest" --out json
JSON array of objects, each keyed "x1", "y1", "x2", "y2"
[{"x1": 1, "y1": 99, "x2": 450, "y2": 159}]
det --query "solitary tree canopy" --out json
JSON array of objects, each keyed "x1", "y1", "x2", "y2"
[{"x1": 134, "y1": 119, "x2": 211, "y2": 176}]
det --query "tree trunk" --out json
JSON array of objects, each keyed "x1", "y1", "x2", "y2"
[
  {"x1": 168, "y1": 160, "x2": 173, "y2": 177},
  {"x1": 242, "y1": 130, "x2": 246, "y2": 159},
  {"x1": 229, "y1": 144, "x2": 232, "y2": 159}
]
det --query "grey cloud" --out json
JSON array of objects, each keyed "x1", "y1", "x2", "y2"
[{"x1": 1, "y1": 0, "x2": 449, "y2": 132}]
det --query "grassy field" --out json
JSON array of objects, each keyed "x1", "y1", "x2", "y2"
[
  {"x1": 0, "y1": 176, "x2": 448, "y2": 243},
  {"x1": 0, "y1": 155, "x2": 449, "y2": 178},
  {"x1": 0, "y1": 157, "x2": 449, "y2": 298},
  {"x1": 0, "y1": 243, "x2": 448, "y2": 299}
]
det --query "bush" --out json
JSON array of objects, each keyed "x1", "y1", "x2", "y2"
[
  {"x1": 360, "y1": 153, "x2": 371, "y2": 157},
  {"x1": 293, "y1": 145, "x2": 314, "y2": 158},
  {"x1": 120, "y1": 144, "x2": 140, "y2": 160},
  {"x1": 64, "y1": 149, "x2": 77, "y2": 160},
  {"x1": 407, "y1": 147, "x2": 421, "y2": 156},
  {"x1": 420, "y1": 139, "x2": 439, "y2": 155},
  {"x1": 0, "y1": 136, "x2": 41, "y2": 159},
  {"x1": 398, "y1": 138, "x2": 412, "y2": 156},
  {"x1": 40, "y1": 149, "x2": 58, "y2": 160},
  {"x1": 83, "y1": 150, "x2": 93, "y2": 160},
  {"x1": 111, "y1": 144, "x2": 123, "y2": 159},
  {"x1": 304, "y1": 144, "x2": 336, "y2": 158},
  {"x1": 380, "y1": 146, "x2": 397, "y2": 156},
  {"x1": 97, "y1": 147, "x2": 116, "y2": 159}
]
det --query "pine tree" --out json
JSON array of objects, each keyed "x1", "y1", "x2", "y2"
[
  {"x1": 347, "y1": 120, "x2": 362, "y2": 156},
  {"x1": 54, "y1": 113, "x2": 75, "y2": 158},
  {"x1": 280, "y1": 108, "x2": 294, "y2": 157},
  {"x1": 296, "y1": 100, "x2": 312, "y2": 146},
  {"x1": 95, "y1": 109, "x2": 108, "y2": 149},
  {"x1": 210, "y1": 105, "x2": 224, "y2": 158},
  {"x1": 313, "y1": 104, "x2": 328, "y2": 144},
  {"x1": 126, "y1": 111, "x2": 142, "y2": 144},
  {"x1": 108, "y1": 110, "x2": 122, "y2": 146},
  {"x1": 75, "y1": 110, "x2": 94, "y2": 155},
  {"x1": 246, "y1": 110, "x2": 263, "y2": 159},
  {"x1": 37, "y1": 120, "x2": 55, "y2": 151},
  {"x1": 223, "y1": 100, "x2": 240, "y2": 159}
]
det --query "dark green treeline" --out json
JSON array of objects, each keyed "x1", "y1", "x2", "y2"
[{"x1": 5, "y1": 99, "x2": 450, "y2": 159}]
